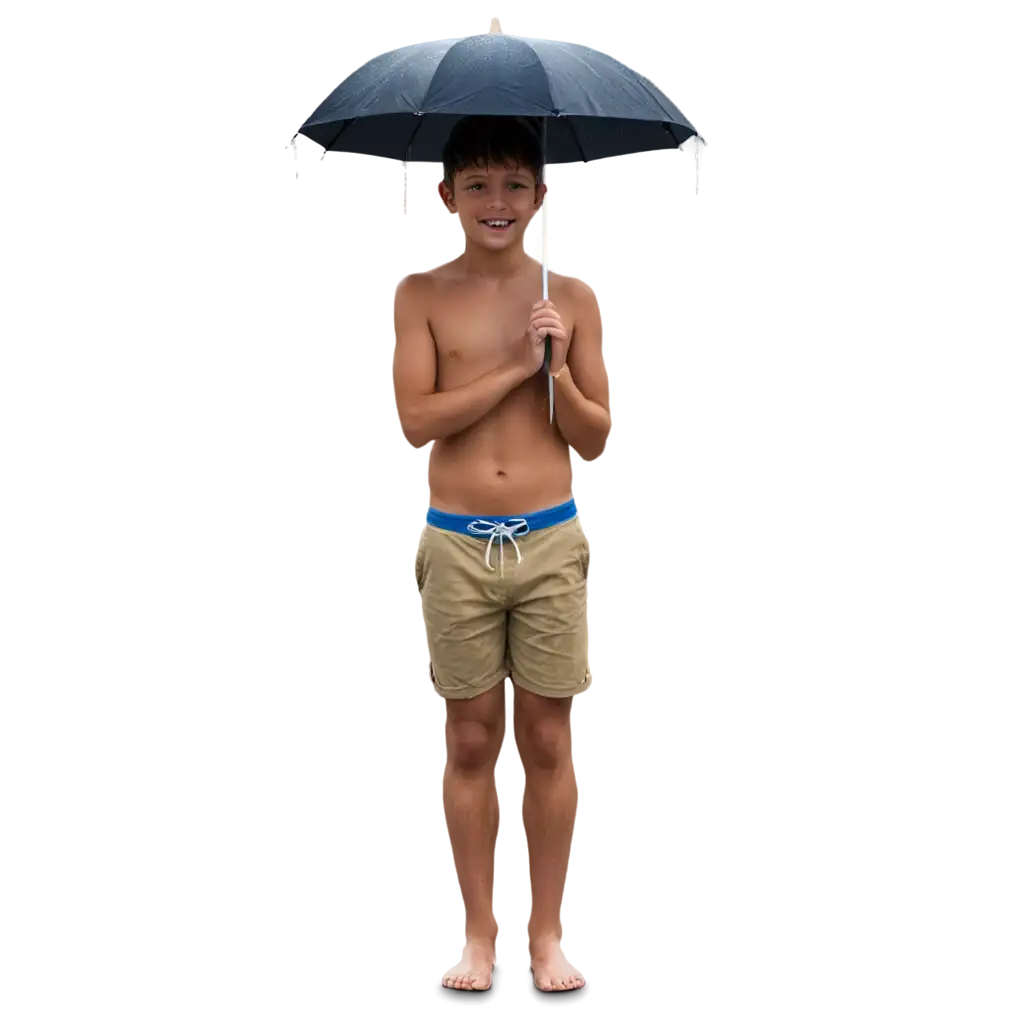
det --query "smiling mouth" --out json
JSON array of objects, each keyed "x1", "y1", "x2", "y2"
[{"x1": 481, "y1": 219, "x2": 515, "y2": 230}]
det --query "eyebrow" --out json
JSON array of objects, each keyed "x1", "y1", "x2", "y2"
[{"x1": 462, "y1": 171, "x2": 532, "y2": 181}]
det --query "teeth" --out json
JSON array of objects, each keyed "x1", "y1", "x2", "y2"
[{"x1": 485, "y1": 220, "x2": 510, "y2": 227}]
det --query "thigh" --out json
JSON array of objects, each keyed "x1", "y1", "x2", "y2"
[
  {"x1": 417, "y1": 525, "x2": 509, "y2": 700},
  {"x1": 507, "y1": 517, "x2": 592, "y2": 699}
]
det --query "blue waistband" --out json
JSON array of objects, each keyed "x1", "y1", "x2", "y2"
[{"x1": 427, "y1": 498, "x2": 577, "y2": 535}]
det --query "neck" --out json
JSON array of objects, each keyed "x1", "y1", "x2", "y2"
[{"x1": 460, "y1": 237, "x2": 533, "y2": 280}]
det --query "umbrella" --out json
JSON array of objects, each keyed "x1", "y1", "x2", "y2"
[{"x1": 291, "y1": 19, "x2": 705, "y2": 420}]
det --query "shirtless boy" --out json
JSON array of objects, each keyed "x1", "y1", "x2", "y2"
[{"x1": 392, "y1": 115, "x2": 611, "y2": 993}]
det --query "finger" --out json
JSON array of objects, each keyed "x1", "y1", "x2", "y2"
[
  {"x1": 531, "y1": 316, "x2": 563, "y2": 329},
  {"x1": 533, "y1": 323, "x2": 566, "y2": 338}
]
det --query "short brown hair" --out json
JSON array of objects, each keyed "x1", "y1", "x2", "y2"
[{"x1": 442, "y1": 116, "x2": 543, "y2": 192}]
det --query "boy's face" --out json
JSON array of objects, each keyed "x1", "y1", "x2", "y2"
[{"x1": 439, "y1": 159, "x2": 546, "y2": 248}]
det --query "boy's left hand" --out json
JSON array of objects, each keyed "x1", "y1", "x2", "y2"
[{"x1": 529, "y1": 300, "x2": 570, "y2": 375}]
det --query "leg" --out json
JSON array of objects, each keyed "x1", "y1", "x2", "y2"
[
  {"x1": 417, "y1": 524, "x2": 509, "y2": 989},
  {"x1": 441, "y1": 680, "x2": 506, "y2": 991},
  {"x1": 513, "y1": 682, "x2": 585, "y2": 991},
  {"x1": 504, "y1": 516, "x2": 591, "y2": 990}
]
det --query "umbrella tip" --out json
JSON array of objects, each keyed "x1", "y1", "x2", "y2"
[{"x1": 489, "y1": 17, "x2": 502, "y2": 33}]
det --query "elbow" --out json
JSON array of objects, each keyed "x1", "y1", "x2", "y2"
[
  {"x1": 402, "y1": 423, "x2": 430, "y2": 449},
  {"x1": 580, "y1": 443, "x2": 605, "y2": 462},
  {"x1": 560, "y1": 409, "x2": 611, "y2": 461},
  {"x1": 581, "y1": 419, "x2": 611, "y2": 461},
  {"x1": 399, "y1": 407, "x2": 432, "y2": 449},
  {"x1": 577, "y1": 436, "x2": 607, "y2": 461},
  {"x1": 395, "y1": 430, "x2": 419, "y2": 454}
]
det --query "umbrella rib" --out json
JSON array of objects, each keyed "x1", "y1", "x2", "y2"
[
  {"x1": 404, "y1": 116, "x2": 424, "y2": 161},
  {"x1": 563, "y1": 116, "x2": 587, "y2": 162},
  {"x1": 319, "y1": 119, "x2": 352, "y2": 157},
  {"x1": 316, "y1": 114, "x2": 437, "y2": 162},
  {"x1": 663, "y1": 123, "x2": 705, "y2": 149}
]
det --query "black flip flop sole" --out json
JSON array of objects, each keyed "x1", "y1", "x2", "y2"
[
  {"x1": 528, "y1": 966, "x2": 593, "y2": 1007},
  {"x1": 432, "y1": 958, "x2": 503, "y2": 1007}
]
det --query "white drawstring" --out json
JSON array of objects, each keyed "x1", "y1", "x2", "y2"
[{"x1": 466, "y1": 518, "x2": 530, "y2": 578}]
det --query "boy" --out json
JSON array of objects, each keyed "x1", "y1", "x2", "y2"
[{"x1": 392, "y1": 115, "x2": 611, "y2": 993}]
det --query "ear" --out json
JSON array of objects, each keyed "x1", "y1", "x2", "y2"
[
  {"x1": 438, "y1": 180, "x2": 457, "y2": 213},
  {"x1": 534, "y1": 181, "x2": 548, "y2": 209}
]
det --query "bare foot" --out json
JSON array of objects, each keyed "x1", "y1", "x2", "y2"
[
  {"x1": 530, "y1": 935, "x2": 585, "y2": 992},
  {"x1": 441, "y1": 938, "x2": 496, "y2": 991}
]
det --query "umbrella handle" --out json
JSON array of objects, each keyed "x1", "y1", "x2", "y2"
[{"x1": 544, "y1": 334, "x2": 553, "y2": 423}]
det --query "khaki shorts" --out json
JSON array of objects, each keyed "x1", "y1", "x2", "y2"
[{"x1": 414, "y1": 503, "x2": 592, "y2": 700}]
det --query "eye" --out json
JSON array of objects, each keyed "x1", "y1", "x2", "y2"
[
  {"x1": 467, "y1": 183, "x2": 484, "y2": 191},
  {"x1": 509, "y1": 183, "x2": 525, "y2": 190}
]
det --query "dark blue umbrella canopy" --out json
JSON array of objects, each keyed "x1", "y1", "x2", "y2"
[{"x1": 296, "y1": 26, "x2": 705, "y2": 164}]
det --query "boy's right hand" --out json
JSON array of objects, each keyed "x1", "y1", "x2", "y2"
[{"x1": 511, "y1": 326, "x2": 547, "y2": 380}]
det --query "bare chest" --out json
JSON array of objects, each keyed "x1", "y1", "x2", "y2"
[{"x1": 428, "y1": 283, "x2": 574, "y2": 388}]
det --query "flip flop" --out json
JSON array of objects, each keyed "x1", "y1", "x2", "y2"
[
  {"x1": 528, "y1": 962, "x2": 593, "y2": 1003},
  {"x1": 432, "y1": 950, "x2": 503, "y2": 1007}
]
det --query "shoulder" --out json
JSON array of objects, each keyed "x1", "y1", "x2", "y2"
[
  {"x1": 395, "y1": 260, "x2": 465, "y2": 300},
  {"x1": 551, "y1": 274, "x2": 599, "y2": 323},
  {"x1": 394, "y1": 269, "x2": 433, "y2": 297},
  {"x1": 548, "y1": 270, "x2": 597, "y2": 304},
  {"x1": 394, "y1": 270, "x2": 440, "y2": 320}
]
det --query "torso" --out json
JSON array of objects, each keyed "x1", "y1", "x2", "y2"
[{"x1": 421, "y1": 257, "x2": 576, "y2": 516}]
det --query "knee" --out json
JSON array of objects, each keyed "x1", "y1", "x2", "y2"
[
  {"x1": 518, "y1": 718, "x2": 570, "y2": 772},
  {"x1": 447, "y1": 720, "x2": 500, "y2": 772}
]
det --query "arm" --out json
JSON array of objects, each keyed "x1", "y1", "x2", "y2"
[
  {"x1": 552, "y1": 279, "x2": 612, "y2": 461},
  {"x1": 392, "y1": 275, "x2": 528, "y2": 449}
]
